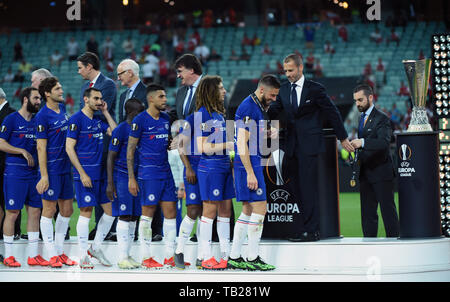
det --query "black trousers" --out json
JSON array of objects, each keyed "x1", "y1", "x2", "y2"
[
  {"x1": 359, "y1": 176, "x2": 399, "y2": 237},
  {"x1": 290, "y1": 153, "x2": 320, "y2": 234}
]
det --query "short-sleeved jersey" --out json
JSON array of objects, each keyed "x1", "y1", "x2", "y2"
[
  {"x1": 66, "y1": 110, "x2": 109, "y2": 180},
  {"x1": 179, "y1": 113, "x2": 201, "y2": 167},
  {"x1": 109, "y1": 121, "x2": 136, "y2": 179},
  {"x1": 0, "y1": 112, "x2": 38, "y2": 179},
  {"x1": 129, "y1": 111, "x2": 171, "y2": 180},
  {"x1": 196, "y1": 106, "x2": 230, "y2": 173},
  {"x1": 234, "y1": 95, "x2": 268, "y2": 169},
  {"x1": 35, "y1": 103, "x2": 71, "y2": 175}
]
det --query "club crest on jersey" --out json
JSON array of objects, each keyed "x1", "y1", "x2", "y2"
[
  {"x1": 37, "y1": 125, "x2": 45, "y2": 132},
  {"x1": 132, "y1": 123, "x2": 138, "y2": 131},
  {"x1": 70, "y1": 124, "x2": 77, "y2": 131}
]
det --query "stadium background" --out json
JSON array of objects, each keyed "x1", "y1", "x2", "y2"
[{"x1": 0, "y1": 0, "x2": 449, "y2": 237}]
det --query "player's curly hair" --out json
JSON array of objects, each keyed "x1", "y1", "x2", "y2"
[{"x1": 195, "y1": 75, "x2": 225, "y2": 115}]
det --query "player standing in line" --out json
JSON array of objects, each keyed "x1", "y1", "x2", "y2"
[
  {"x1": 228, "y1": 75, "x2": 280, "y2": 271},
  {"x1": 127, "y1": 84, "x2": 178, "y2": 268},
  {"x1": 0, "y1": 87, "x2": 45, "y2": 267},
  {"x1": 66, "y1": 88, "x2": 117, "y2": 269},
  {"x1": 36, "y1": 77, "x2": 77, "y2": 268},
  {"x1": 106, "y1": 98, "x2": 145, "y2": 269},
  {"x1": 195, "y1": 75, "x2": 235, "y2": 270},
  {"x1": 174, "y1": 111, "x2": 202, "y2": 269}
]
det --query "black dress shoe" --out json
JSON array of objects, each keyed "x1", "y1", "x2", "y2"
[
  {"x1": 287, "y1": 231, "x2": 320, "y2": 242},
  {"x1": 152, "y1": 234, "x2": 163, "y2": 242},
  {"x1": 190, "y1": 234, "x2": 198, "y2": 242}
]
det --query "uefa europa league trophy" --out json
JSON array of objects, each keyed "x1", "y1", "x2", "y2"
[{"x1": 402, "y1": 59, "x2": 432, "y2": 132}]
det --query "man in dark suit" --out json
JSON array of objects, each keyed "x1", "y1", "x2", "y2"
[
  {"x1": 77, "y1": 52, "x2": 117, "y2": 239},
  {"x1": 117, "y1": 59, "x2": 148, "y2": 123},
  {"x1": 169, "y1": 54, "x2": 203, "y2": 122},
  {"x1": 0, "y1": 88, "x2": 18, "y2": 242},
  {"x1": 350, "y1": 84, "x2": 399, "y2": 237},
  {"x1": 268, "y1": 53, "x2": 355, "y2": 242}
]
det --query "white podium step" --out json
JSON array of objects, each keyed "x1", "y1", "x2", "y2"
[{"x1": 1, "y1": 237, "x2": 449, "y2": 282}]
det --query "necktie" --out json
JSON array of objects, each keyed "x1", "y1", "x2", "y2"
[
  {"x1": 89, "y1": 82, "x2": 94, "y2": 88},
  {"x1": 291, "y1": 83, "x2": 298, "y2": 111},
  {"x1": 123, "y1": 89, "x2": 133, "y2": 114},
  {"x1": 358, "y1": 112, "x2": 366, "y2": 138},
  {"x1": 183, "y1": 86, "x2": 194, "y2": 116}
]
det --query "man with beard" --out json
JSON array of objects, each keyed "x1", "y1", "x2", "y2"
[
  {"x1": 228, "y1": 75, "x2": 280, "y2": 271},
  {"x1": 0, "y1": 87, "x2": 44, "y2": 267},
  {"x1": 66, "y1": 88, "x2": 117, "y2": 268},
  {"x1": 349, "y1": 84, "x2": 399, "y2": 238},
  {"x1": 127, "y1": 84, "x2": 178, "y2": 268},
  {"x1": 268, "y1": 53, "x2": 354, "y2": 242}
]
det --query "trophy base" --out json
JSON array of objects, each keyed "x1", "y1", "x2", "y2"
[{"x1": 406, "y1": 124, "x2": 433, "y2": 132}]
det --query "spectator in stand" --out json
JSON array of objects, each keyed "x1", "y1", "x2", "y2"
[
  {"x1": 324, "y1": 40, "x2": 335, "y2": 56},
  {"x1": 122, "y1": 36, "x2": 135, "y2": 58},
  {"x1": 142, "y1": 39, "x2": 151, "y2": 55},
  {"x1": 174, "y1": 39, "x2": 185, "y2": 60},
  {"x1": 86, "y1": 35, "x2": 99, "y2": 56},
  {"x1": 229, "y1": 49, "x2": 240, "y2": 61},
  {"x1": 276, "y1": 61, "x2": 284, "y2": 75},
  {"x1": 194, "y1": 41, "x2": 211, "y2": 66},
  {"x1": 303, "y1": 25, "x2": 316, "y2": 49},
  {"x1": 370, "y1": 28, "x2": 383, "y2": 44},
  {"x1": 241, "y1": 33, "x2": 252, "y2": 47},
  {"x1": 50, "y1": 50, "x2": 64, "y2": 67},
  {"x1": 13, "y1": 71, "x2": 25, "y2": 83},
  {"x1": 239, "y1": 48, "x2": 251, "y2": 62},
  {"x1": 187, "y1": 34, "x2": 198, "y2": 53},
  {"x1": 14, "y1": 41, "x2": 23, "y2": 62},
  {"x1": 363, "y1": 62, "x2": 373, "y2": 77},
  {"x1": 203, "y1": 9, "x2": 214, "y2": 28},
  {"x1": 338, "y1": 24, "x2": 348, "y2": 43},
  {"x1": 313, "y1": 59, "x2": 324, "y2": 78},
  {"x1": 209, "y1": 48, "x2": 222, "y2": 61},
  {"x1": 159, "y1": 56, "x2": 170, "y2": 86},
  {"x1": 65, "y1": 93, "x2": 74, "y2": 114},
  {"x1": 101, "y1": 36, "x2": 115, "y2": 62},
  {"x1": 67, "y1": 37, "x2": 79, "y2": 61},
  {"x1": 305, "y1": 52, "x2": 315, "y2": 72},
  {"x1": 18, "y1": 60, "x2": 33, "y2": 74},
  {"x1": 142, "y1": 54, "x2": 159, "y2": 85},
  {"x1": 387, "y1": 28, "x2": 400, "y2": 46},
  {"x1": 376, "y1": 57, "x2": 385, "y2": 72},
  {"x1": 3, "y1": 68, "x2": 14, "y2": 83},
  {"x1": 397, "y1": 81, "x2": 410, "y2": 96},
  {"x1": 251, "y1": 34, "x2": 261, "y2": 47},
  {"x1": 262, "y1": 44, "x2": 273, "y2": 55}
]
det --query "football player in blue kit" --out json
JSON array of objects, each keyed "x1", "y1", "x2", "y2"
[
  {"x1": 35, "y1": 77, "x2": 77, "y2": 268},
  {"x1": 66, "y1": 88, "x2": 117, "y2": 269},
  {"x1": 106, "y1": 98, "x2": 145, "y2": 269},
  {"x1": 127, "y1": 84, "x2": 178, "y2": 269},
  {"x1": 229, "y1": 75, "x2": 280, "y2": 271},
  {"x1": 195, "y1": 75, "x2": 235, "y2": 270},
  {"x1": 174, "y1": 111, "x2": 202, "y2": 269},
  {"x1": 0, "y1": 87, "x2": 44, "y2": 267}
]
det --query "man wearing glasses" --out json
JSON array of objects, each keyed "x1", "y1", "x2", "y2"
[{"x1": 117, "y1": 59, "x2": 147, "y2": 123}]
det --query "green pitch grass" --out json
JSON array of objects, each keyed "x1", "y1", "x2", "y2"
[{"x1": 19, "y1": 193, "x2": 399, "y2": 238}]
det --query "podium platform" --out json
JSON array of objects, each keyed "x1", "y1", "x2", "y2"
[{"x1": 1, "y1": 237, "x2": 449, "y2": 282}]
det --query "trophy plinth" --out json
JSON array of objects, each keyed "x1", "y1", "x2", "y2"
[{"x1": 402, "y1": 59, "x2": 432, "y2": 132}]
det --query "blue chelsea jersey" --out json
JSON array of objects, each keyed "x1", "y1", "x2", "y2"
[{"x1": 109, "y1": 121, "x2": 136, "y2": 179}]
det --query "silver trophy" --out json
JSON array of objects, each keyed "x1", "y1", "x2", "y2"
[{"x1": 402, "y1": 59, "x2": 432, "y2": 132}]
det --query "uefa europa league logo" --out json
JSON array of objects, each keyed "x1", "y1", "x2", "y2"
[{"x1": 400, "y1": 144, "x2": 412, "y2": 161}]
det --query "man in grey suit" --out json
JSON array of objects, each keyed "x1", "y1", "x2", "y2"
[{"x1": 117, "y1": 59, "x2": 148, "y2": 123}]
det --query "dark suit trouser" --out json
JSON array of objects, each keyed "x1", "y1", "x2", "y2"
[
  {"x1": 359, "y1": 176, "x2": 399, "y2": 237},
  {"x1": 292, "y1": 153, "x2": 320, "y2": 233}
]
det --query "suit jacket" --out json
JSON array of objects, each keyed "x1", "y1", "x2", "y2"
[
  {"x1": 358, "y1": 107, "x2": 395, "y2": 183},
  {"x1": 118, "y1": 80, "x2": 148, "y2": 123},
  {"x1": 168, "y1": 85, "x2": 198, "y2": 123},
  {"x1": 268, "y1": 79, "x2": 347, "y2": 157},
  {"x1": 80, "y1": 73, "x2": 117, "y2": 122},
  {"x1": 0, "y1": 102, "x2": 16, "y2": 176}
]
